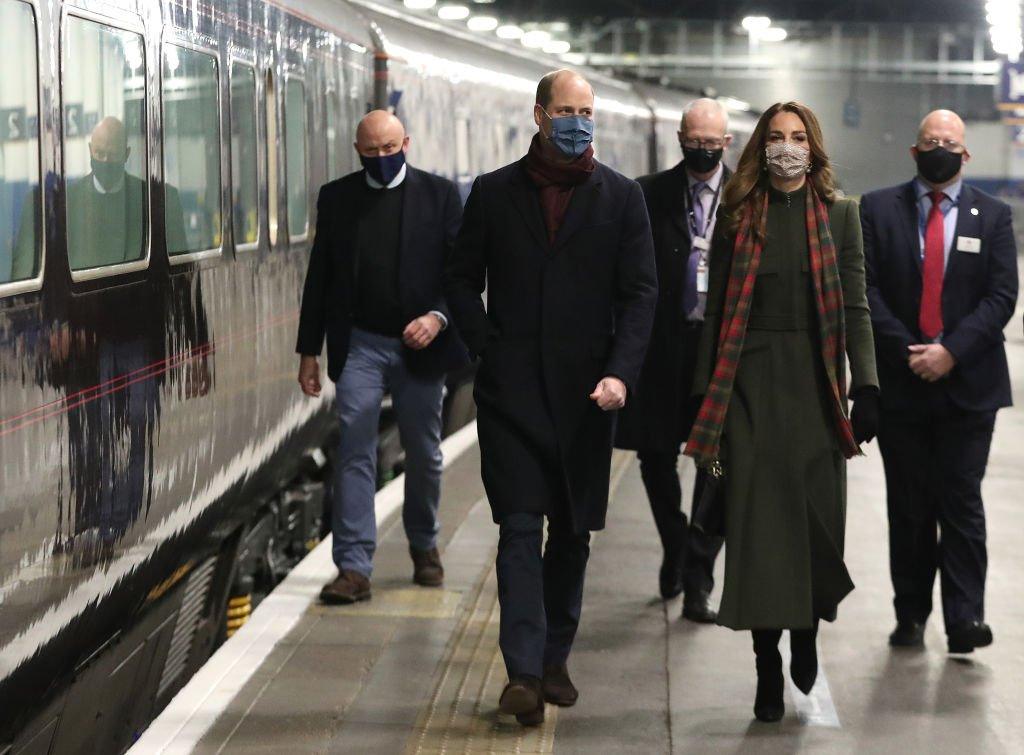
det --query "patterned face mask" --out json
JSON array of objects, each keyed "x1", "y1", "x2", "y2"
[{"x1": 765, "y1": 142, "x2": 811, "y2": 178}]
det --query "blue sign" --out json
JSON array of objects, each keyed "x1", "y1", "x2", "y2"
[
  {"x1": 843, "y1": 98, "x2": 861, "y2": 128},
  {"x1": 0, "y1": 107, "x2": 26, "y2": 141},
  {"x1": 999, "y1": 59, "x2": 1024, "y2": 109}
]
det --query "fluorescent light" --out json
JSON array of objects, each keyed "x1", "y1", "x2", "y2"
[
  {"x1": 403, "y1": 0, "x2": 437, "y2": 9},
  {"x1": 543, "y1": 40, "x2": 571, "y2": 55},
  {"x1": 741, "y1": 16, "x2": 772, "y2": 32},
  {"x1": 496, "y1": 24, "x2": 524, "y2": 40},
  {"x1": 759, "y1": 27, "x2": 788, "y2": 42},
  {"x1": 521, "y1": 30, "x2": 552, "y2": 48},
  {"x1": 467, "y1": 15, "x2": 499, "y2": 31},
  {"x1": 437, "y1": 4, "x2": 470, "y2": 20},
  {"x1": 987, "y1": 0, "x2": 1022, "y2": 61}
]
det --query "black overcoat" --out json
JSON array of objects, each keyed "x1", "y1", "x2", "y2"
[
  {"x1": 615, "y1": 161, "x2": 732, "y2": 452},
  {"x1": 295, "y1": 166, "x2": 469, "y2": 381},
  {"x1": 444, "y1": 158, "x2": 657, "y2": 531}
]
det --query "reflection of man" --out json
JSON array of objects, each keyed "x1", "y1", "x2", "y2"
[
  {"x1": 615, "y1": 98, "x2": 731, "y2": 620},
  {"x1": 297, "y1": 111, "x2": 467, "y2": 603},
  {"x1": 444, "y1": 70, "x2": 656, "y2": 726},
  {"x1": 64, "y1": 116, "x2": 147, "y2": 269},
  {"x1": 861, "y1": 110, "x2": 1019, "y2": 654}
]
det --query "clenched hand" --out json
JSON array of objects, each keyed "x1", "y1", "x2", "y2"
[{"x1": 590, "y1": 376, "x2": 627, "y2": 411}]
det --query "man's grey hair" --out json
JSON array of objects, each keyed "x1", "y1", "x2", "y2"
[{"x1": 680, "y1": 98, "x2": 730, "y2": 132}]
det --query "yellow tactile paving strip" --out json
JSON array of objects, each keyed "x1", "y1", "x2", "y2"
[{"x1": 405, "y1": 453, "x2": 632, "y2": 755}]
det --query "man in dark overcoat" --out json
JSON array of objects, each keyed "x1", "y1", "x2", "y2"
[
  {"x1": 615, "y1": 98, "x2": 731, "y2": 620},
  {"x1": 861, "y1": 109, "x2": 1018, "y2": 654},
  {"x1": 444, "y1": 70, "x2": 657, "y2": 726}
]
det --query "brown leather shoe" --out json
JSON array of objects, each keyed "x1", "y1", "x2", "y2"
[
  {"x1": 319, "y1": 570, "x2": 371, "y2": 604},
  {"x1": 516, "y1": 695, "x2": 545, "y2": 727},
  {"x1": 499, "y1": 675, "x2": 541, "y2": 717},
  {"x1": 410, "y1": 546, "x2": 444, "y2": 587},
  {"x1": 542, "y1": 663, "x2": 578, "y2": 706}
]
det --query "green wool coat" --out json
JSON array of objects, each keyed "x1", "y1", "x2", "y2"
[{"x1": 692, "y1": 185, "x2": 879, "y2": 630}]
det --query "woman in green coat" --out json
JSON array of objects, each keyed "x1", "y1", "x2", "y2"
[{"x1": 686, "y1": 102, "x2": 880, "y2": 722}]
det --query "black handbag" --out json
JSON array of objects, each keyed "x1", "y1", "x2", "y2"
[{"x1": 691, "y1": 460, "x2": 725, "y2": 538}]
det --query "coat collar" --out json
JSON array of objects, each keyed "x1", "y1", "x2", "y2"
[
  {"x1": 895, "y1": 180, "x2": 923, "y2": 271},
  {"x1": 666, "y1": 161, "x2": 732, "y2": 237},
  {"x1": 508, "y1": 158, "x2": 605, "y2": 252}
]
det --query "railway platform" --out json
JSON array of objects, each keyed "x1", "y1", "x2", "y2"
[{"x1": 132, "y1": 332, "x2": 1024, "y2": 755}]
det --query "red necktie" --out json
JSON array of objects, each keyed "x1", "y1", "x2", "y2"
[{"x1": 919, "y1": 190, "x2": 946, "y2": 339}]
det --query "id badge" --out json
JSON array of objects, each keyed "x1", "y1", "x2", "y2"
[{"x1": 696, "y1": 258, "x2": 709, "y2": 294}]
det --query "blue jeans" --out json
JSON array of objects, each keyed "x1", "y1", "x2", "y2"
[{"x1": 332, "y1": 328, "x2": 445, "y2": 577}]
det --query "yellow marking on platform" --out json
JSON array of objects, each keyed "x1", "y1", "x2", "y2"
[
  {"x1": 402, "y1": 452, "x2": 632, "y2": 754},
  {"x1": 309, "y1": 588, "x2": 464, "y2": 619}
]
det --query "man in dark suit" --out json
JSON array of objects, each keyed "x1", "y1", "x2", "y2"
[
  {"x1": 296, "y1": 110, "x2": 467, "y2": 603},
  {"x1": 444, "y1": 69, "x2": 657, "y2": 726},
  {"x1": 615, "y1": 98, "x2": 730, "y2": 620},
  {"x1": 860, "y1": 109, "x2": 1018, "y2": 654}
]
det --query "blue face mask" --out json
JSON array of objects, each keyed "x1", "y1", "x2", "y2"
[
  {"x1": 543, "y1": 108, "x2": 594, "y2": 159},
  {"x1": 360, "y1": 150, "x2": 406, "y2": 186}
]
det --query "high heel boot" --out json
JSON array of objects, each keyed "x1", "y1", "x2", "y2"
[
  {"x1": 790, "y1": 621, "x2": 819, "y2": 695},
  {"x1": 751, "y1": 629, "x2": 784, "y2": 722}
]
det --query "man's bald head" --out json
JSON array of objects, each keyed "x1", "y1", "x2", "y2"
[
  {"x1": 917, "y1": 109, "x2": 966, "y2": 144},
  {"x1": 680, "y1": 98, "x2": 729, "y2": 136},
  {"x1": 355, "y1": 110, "x2": 408, "y2": 157},
  {"x1": 90, "y1": 116, "x2": 129, "y2": 163},
  {"x1": 533, "y1": 69, "x2": 595, "y2": 151}
]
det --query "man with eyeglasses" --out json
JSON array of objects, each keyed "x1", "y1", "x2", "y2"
[
  {"x1": 615, "y1": 98, "x2": 731, "y2": 622},
  {"x1": 860, "y1": 109, "x2": 1018, "y2": 654}
]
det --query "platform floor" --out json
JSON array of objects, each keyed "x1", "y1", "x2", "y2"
[{"x1": 138, "y1": 325, "x2": 1024, "y2": 754}]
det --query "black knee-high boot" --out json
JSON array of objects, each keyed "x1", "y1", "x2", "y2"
[
  {"x1": 751, "y1": 629, "x2": 784, "y2": 722},
  {"x1": 790, "y1": 620, "x2": 819, "y2": 695}
]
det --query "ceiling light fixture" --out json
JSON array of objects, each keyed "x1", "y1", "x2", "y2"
[
  {"x1": 543, "y1": 40, "x2": 571, "y2": 55},
  {"x1": 741, "y1": 16, "x2": 772, "y2": 32},
  {"x1": 467, "y1": 16, "x2": 499, "y2": 32},
  {"x1": 987, "y1": 0, "x2": 1023, "y2": 61},
  {"x1": 437, "y1": 4, "x2": 470, "y2": 21},
  {"x1": 759, "y1": 27, "x2": 787, "y2": 42}
]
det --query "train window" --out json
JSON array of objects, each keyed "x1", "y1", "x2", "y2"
[
  {"x1": 284, "y1": 78, "x2": 308, "y2": 241},
  {"x1": 266, "y1": 69, "x2": 279, "y2": 247},
  {"x1": 326, "y1": 90, "x2": 342, "y2": 181},
  {"x1": 230, "y1": 62, "x2": 259, "y2": 248},
  {"x1": 63, "y1": 15, "x2": 148, "y2": 275},
  {"x1": 0, "y1": 0, "x2": 41, "y2": 288},
  {"x1": 162, "y1": 44, "x2": 221, "y2": 257}
]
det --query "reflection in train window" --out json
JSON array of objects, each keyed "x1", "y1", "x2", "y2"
[
  {"x1": 0, "y1": 0, "x2": 41, "y2": 287},
  {"x1": 231, "y1": 62, "x2": 259, "y2": 248},
  {"x1": 63, "y1": 16, "x2": 148, "y2": 273},
  {"x1": 266, "y1": 69, "x2": 279, "y2": 247},
  {"x1": 163, "y1": 44, "x2": 221, "y2": 255},
  {"x1": 326, "y1": 90, "x2": 343, "y2": 182},
  {"x1": 285, "y1": 78, "x2": 308, "y2": 240}
]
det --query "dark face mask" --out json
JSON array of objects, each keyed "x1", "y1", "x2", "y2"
[
  {"x1": 682, "y1": 145, "x2": 724, "y2": 174},
  {"x1": 91, "y1": 157, "x2": 126, "y2": 192},
  {"x1": 360, "y1": 150, "x2": 406, "y2": 186},
  {"x1": 915, "y1": 146, "x2": 963, "y2": 185}
]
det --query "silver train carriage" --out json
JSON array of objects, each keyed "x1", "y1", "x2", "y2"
[{"x1": 0, "y1": 0, "x2": 753, "y2": 751}]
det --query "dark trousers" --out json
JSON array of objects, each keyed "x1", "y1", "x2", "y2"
[
  {"x1": 877, "y1": 407, "x2": 996, "y2": 630},
  {"x1": 637, "y1": 449, "x2": 724, "y2": 595},
  {"x1": 496, "y1": 512, "x2": 591, "y2": 679}
]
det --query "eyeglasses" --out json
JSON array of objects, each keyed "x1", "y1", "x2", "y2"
[
  {"x1": 916, "y1": 138, "x2": 965, "y2": 154},
  {"x1": 682, "y1": 138, "x2": 726, "y2": 150}
]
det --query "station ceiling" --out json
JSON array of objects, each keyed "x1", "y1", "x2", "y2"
[{"x1": 483, "y1": 0, "x2": 984, "y2": 24}]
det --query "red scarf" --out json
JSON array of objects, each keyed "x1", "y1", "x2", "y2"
[
  {"x1": 524, "y1": 134, "x2": 595, "y2": 244},
  {"x1": 684, "y1": 184, "x2": 860, "y2": 470}
]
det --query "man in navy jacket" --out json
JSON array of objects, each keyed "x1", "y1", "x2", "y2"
[{"x1": 860, "y1": 109, "x2": 1018, "y2": 654}]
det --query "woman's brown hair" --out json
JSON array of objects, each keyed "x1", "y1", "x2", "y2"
[{"x1": 722, "y1": 101, "x2": 837, "y2": 234}]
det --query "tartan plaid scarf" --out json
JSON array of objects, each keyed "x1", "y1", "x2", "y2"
[{"x1": 684, "y1": 184, "x2": 860, "y2": 470}]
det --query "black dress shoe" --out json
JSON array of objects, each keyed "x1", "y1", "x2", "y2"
[
  {"x1": 499, "y1": 675, "x2": 541, "y2": 716},
  {"x1": 889, "y1": 621, "x2": 925, "y2": 648},
  {"x1": 542, "y1": 663, "x2": 578, "y2": 706},
  {"x1": 947, "y1": 621, "x2": 993, "y2": 654},
  {"x1": 682, "y1": 592, "x2": 718, "y2": 624},
  {"x1": 516, "y1": 695, "x2": 545, "y2": 727},
  {"x1": 659, "y1": 550, "x2": 685, "y2": 600}
]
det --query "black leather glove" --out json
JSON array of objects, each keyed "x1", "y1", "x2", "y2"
[{"x1": 850, "y1": 387, "x2": 880, "y2": 445}]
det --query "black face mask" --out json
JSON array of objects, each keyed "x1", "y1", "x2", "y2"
[
  {"x1": 915, "y1": 147, "x2": 962, "y2": 185},
  {"x1": 682, "y1": 145, "x2": 724, "y2": 174},
  {"x1": 91, "y1": 157, "x2": 126, "y2": 192}
]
